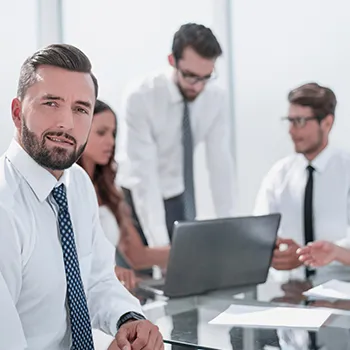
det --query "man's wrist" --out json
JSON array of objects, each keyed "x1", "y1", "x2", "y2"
[{"x1": 117, "y1": 311, "x2": 145, "y2": 331}]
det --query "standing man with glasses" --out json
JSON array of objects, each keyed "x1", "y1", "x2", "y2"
[
  {"x1": 254, "y1": 82, "x2": 350, "y2": 281},
  {"x1": 117, "y1": 23, "x2": 236, "y2": 252}
]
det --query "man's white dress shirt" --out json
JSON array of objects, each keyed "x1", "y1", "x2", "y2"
[
  {"x1": 254, "y1": 146, "x2": 350, "y2": 279},
  {"x1": 0, "y1": 270, "x2": 26, "y2": 349},
  {"x1": 117, "y1": 69, "x2": 236, "y2": 247},
  {"x1": 0, "y1": 140, "x2": 143, "y2": 350}
]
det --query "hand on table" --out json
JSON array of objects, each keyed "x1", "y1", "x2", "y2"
[
  {"x1": 115, "y1": 266, "x2": 138, "y2": 291},
  {"x1": 272, "y1": 238, "x2": 302, "y2": 270},
  {"x1": 297, "y1": 240, "x2": 337, "y2": 267},
  {"x1": 108, "y1": 319, "x2": 164, "y2": 350}
]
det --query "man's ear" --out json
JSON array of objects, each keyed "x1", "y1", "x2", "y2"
[
  {"x1": 11, "y1": 98, "x2": 22, "y2": 130},
  {"x1": 168, "y1": 53, "x2": 176, "y2": 67},
  {"x1": 322, "y1": 114, "x2": 334, "y2": 132}
]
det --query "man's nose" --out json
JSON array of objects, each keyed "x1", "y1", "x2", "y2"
[
  {"x1": 55, "y1": 111, "x2": 74, "y2": 130},
  {"x1": 192, "y1": 81, "x2": 205, "y2": 93}
]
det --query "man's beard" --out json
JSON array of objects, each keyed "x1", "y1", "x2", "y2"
[
  {"x1": 296, "y1": 129, "x2": 324, "y2": 157},
  {"x1": 177, "y1": 83, "x2": 200, "y2": 102},
  {"x1": 21, "y1": 120, "x2": 86, "y2": 170}
]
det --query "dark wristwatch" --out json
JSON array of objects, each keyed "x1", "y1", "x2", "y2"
[{"x1": 117, "y1": 311, "x2": 145, "y2": 331}]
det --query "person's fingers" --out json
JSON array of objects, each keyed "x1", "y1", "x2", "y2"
[
  {"x1": 107, "y1": 339, "x2": 122, "y2": 350},
  {"x1": 129, "y1": 272, "x2": 137, "y2": 290},
  {"x1": 273, "y1": 249, "x2": 289, "y2": 259},
  {"x1": 153, "y1": 333, "x2": 164, "y2": 350},
  {"x1": 298, "y1": 254, "x2": 312, "y2": 262},
  {"x1": 115, "y1": 326, "x2": 132, "y2": 350},
  {"x1": 274, "y1": 246, "x2": 298, "y2": 259},
  {"x1": 272, "y1": 260, "x2": 293, "y2": 270},
  {"x1": 272, "y1": 255, "x2": 300, "y2": 270},
  {"x1": 309, "y1": 261, "x2": 324, "y2": 268},
  {"x1": 277, "y1": 238, "x2": 296, "y2": 245},
  {"x1": 272, "y1": 252, "x2": 294, "y2": 263},
  {"x1": 130, "y1": 322, "x2": 151, "y2": 350},
  {"x1": 296, "y1": 246, "x2": 310, "y2": 255},
  {"x1": 124, "y1": 271, "x2": 136, "y2": 291},
  {"x1": 275, "y1": 237, "x2": 283, "y2": 246},
  {"x1": 304, "y1": 257, "x2": 317, "y2": 265},
  {"x1": 135, "y1": 324, "x2": 158, "y2": 350},
  {"x1": 116, "y1": 271, "x2": 126, "y2": 287},
  {"x1": 121, "y1": 271, "x2": 130, "y2": 290},
  {"x1": 309, "y1": 240, "x2": 327, "y2": 249},
  {"x1": 299, "y1": 256, "x2": 315, "y2": 266}
]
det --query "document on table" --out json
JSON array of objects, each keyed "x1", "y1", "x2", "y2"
[
  {"x1": 209, "y1": 304, "x2": 332, "y2": 330},
  {"x1": 303, "y1": 279, "x2": 350, "y2": 300}
]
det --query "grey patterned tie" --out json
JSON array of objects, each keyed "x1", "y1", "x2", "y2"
[{"x1": 182, "y1": 100, "x2": 196, "y2": 220}]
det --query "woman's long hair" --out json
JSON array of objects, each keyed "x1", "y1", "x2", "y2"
[{"x1": 78, "y1": 99, "x2": 124, "y2": 225}]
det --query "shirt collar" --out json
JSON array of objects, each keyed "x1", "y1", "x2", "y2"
[
  {"x1": 299, "y1": 145, "x2": 334, "y2": 173},
  {"x1": 5, "y1": 139, "x2": 69, "y2": 202},
  {"x1": 164, "y1": 68, "x2": 184, "y2": 104}
]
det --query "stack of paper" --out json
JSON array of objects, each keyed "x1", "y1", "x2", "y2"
[
  {"x1": 303, "y1": 279, "x2": 350, "y2": 300},
  {"x1": 209, "y1": 304, "x2": 332, "y2": 330}
]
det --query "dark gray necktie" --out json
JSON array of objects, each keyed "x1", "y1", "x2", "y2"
[
  {"x1": 304, "y1": 165, "x2": 316, "y2": 279},
  {"x1": 182, "y1": 100, "x2": 196, "y2": 220}
]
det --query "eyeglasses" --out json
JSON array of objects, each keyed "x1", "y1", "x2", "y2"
[
  {"x1": 176, "y1": 66, "x2": 217, "y2": 85},
  {"x1": 281, "y1": 116, "x2": 322, "y2": 128}
]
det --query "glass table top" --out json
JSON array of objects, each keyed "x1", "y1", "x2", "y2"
[{"x1": 136, "y1": 271, "x2": 350, "y2": 349}]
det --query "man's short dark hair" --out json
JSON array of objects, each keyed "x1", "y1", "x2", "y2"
[
  {"x1": 172, "y1": 23, "x2": 222, "y2": 61},
  {"x1": 288, "y1": 82, "x2": 337, "y2": 119},
  {"x1": 17, "y1": 44, "x2": 98, "y2": 99}
]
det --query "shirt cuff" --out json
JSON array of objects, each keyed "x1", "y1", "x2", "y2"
[{"x1": 116, "y1": 311, "x2": 145, "y2": 330}]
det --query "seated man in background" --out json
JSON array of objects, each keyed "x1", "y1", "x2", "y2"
[
  {"x1": 254, "y1": 82, "x2": 350, "y2": 280},
  {"x1": 117, "y1": 22, "x2": 236, "y2": 251},
  {"x1": 0, "y1": 43, "x2": 162, "y2": 350}
]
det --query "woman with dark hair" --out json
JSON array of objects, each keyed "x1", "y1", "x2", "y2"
[{"x1": 78, "y1": 100, "x2": 169, "y2": 290}]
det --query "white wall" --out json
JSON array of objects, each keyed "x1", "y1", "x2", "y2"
[
  {"x1": 62, "y1": 0, "x2": 233, "y2": 219},
  {"x1": 0, "y1": 0, "x2": 37, "y2": 154},
  {"x1": 232, "y1": 0, "x2": 350, "y2": 214}
]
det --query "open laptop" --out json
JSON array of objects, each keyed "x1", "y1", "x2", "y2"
[{"x1": 138, "y1": 213, "x2": 281, "y2": 298}]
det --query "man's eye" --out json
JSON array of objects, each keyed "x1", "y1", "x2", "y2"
[
  {"x1": 43, "y1": 101, "x2": 57, "y2": 107},
  {"x1": 76, "y1": 107, "x2": 88, "y2": 114}
]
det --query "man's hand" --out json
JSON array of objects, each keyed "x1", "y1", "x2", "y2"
[
  {"x1": 108, "y1": 319, "x2": 164, "y2": 350},
  {"x1": 297, "y1": 240, "x2": 337, "y2": 267},
  {"x1": 114, "y1": 266, "x2": 137, "y2": 291},
  {"x1": 272, "y1": 238, "x2": 302, "y2": 270}
]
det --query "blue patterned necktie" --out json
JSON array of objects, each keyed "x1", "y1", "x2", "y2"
[
  {"x1": 52, "y1": 184, "x2": 94, "y2": 350},
  {"x1": 182, "y1": 100, "x2": 196, "y2": 220}
]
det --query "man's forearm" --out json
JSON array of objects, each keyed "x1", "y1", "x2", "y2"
[{"x1": 144, "y1": 246, "x2": 170, "y2": 269}]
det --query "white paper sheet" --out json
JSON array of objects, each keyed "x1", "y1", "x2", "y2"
[
  {"x1": 303, "y1": 279, "x2": 350, "y2": 300},
  {"x1": 209, "y1": 304, "x2": 332, "y2": 330}
]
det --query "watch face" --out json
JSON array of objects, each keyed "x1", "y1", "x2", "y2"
[{"x1": 117, "y1": 312, "x2": 145, "y2": 330}]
